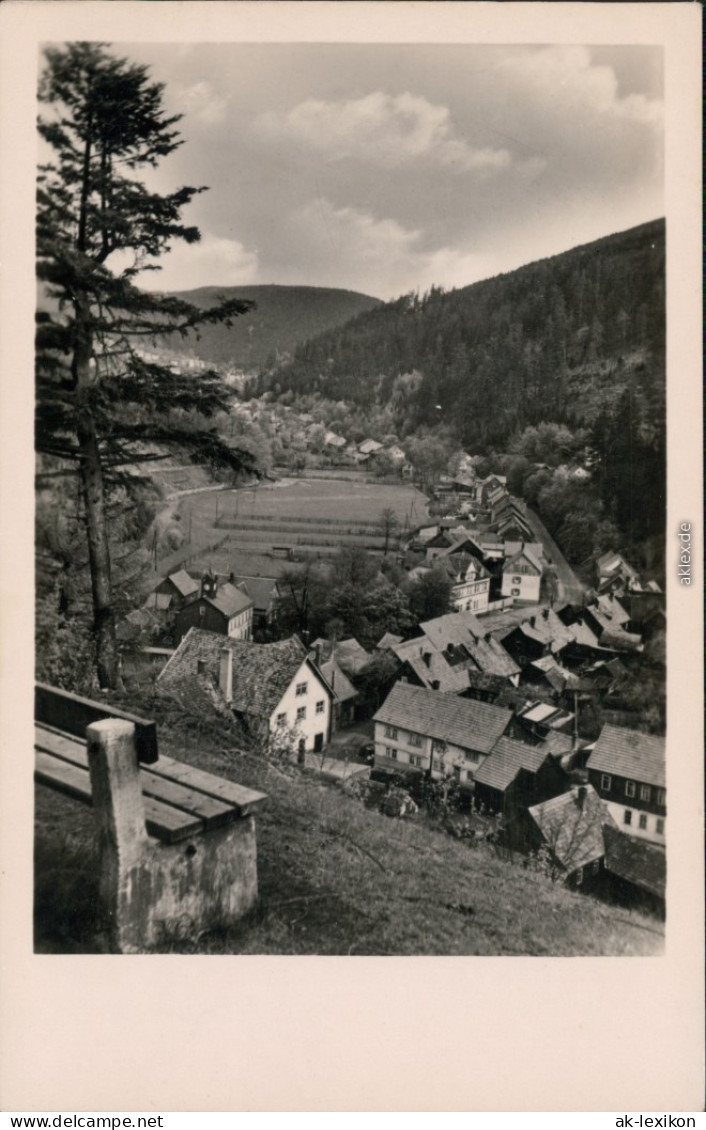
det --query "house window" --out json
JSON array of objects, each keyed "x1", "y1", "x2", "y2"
[
  {"x1": 386, "y1": 747, "x2": 398, "y2": 760},
  {"x1": 625, "y1": 781, "x2": 636, "y2": 798},
  {"x1": 656, "y1": 818, "x2": 665, "y2": 835},
  {"x1": 512, "y1": 576, "x2": 522, "y2": 585},
  {"x1": 408, "y1": 732, "x2": 423, "y2": 747},
  {"x1": 640, "y1": 785, "x2": 651, "y2": 802},
  {"x1": 385, "y1": 725, "x2": 398, "y2": 740},
  {"x1": 600, "y1": 773, "x2": 612, "y2": 791},
  {"x1": 315, "y1": 700, "x2": 325, "y2": 714},
  {"x1": 638, "y1": 814, "x2": 647, "y2": 830},
  {"x1": 657, "y1": 789, "x2": 666, "y2": 806},
  {"x1": 466, "y1": 750, "x2": 479, "y2": 763},
  {"x1": 276, "y1": 713, "x2": 287, "y2": 727},
  {"x1": 295, "y1": 681, "x2": 308, "y2": 696},
  {"x1": 432, "y1": 739, "x2": 446, "y2": 754},
  {"x1": 511, "y1": 588, "x2": 521, "y2": 597},
  {"x1": 432, "y1": 758, "x2": 444, "y2": 772},
  {"x1": 623, "y1": 810, "x2": 632, "y2": 826},
  {"x1": 409, "y1": 754, "x2": 423, "y2": 768},
  {"x1": 296, "y1": 706, "x2": 306, "y2": 722}
]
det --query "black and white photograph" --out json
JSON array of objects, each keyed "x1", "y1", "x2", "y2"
[{"x1": 1, "y1": 0, "x2": 702, "y2": 1114}]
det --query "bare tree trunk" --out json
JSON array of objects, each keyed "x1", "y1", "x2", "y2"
[{"x1": 74, "y1": 293, "x2": 119, "y2": 690}]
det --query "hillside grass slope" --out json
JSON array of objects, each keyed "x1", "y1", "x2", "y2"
[{"x1": 34, "y1": 709, "x2": 664, "y2": 957}]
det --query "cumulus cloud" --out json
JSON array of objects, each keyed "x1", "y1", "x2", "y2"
[
  {"x1": 256, "y1": 92, "x2": 511, "y2": 173},
  {"x1": 179, "y1": 81, "x2": 229, "y2": 126},
  {"x1": 497, "y1": 45, "x2": 663, "y2": 129},
  {"x1": 136, "y1": 232, "x2": 259, "y2": 292},
  {"x1": 287, "y1": 198, "x2": 487, "y2": 298}
]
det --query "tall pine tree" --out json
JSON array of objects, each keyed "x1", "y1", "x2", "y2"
[{"x1": 36, "y1": 43, "x2": 256, "y2": 688}]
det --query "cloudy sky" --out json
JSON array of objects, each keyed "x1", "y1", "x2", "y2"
[{"x1": 115, "y1": 42, "x2": 663, "y2": 299}]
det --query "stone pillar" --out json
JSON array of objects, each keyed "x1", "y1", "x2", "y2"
[{"x1": 86, "y1": 719, "x2": 151, "y2": 953}]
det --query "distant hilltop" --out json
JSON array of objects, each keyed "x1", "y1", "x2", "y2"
[{"x1": 159, "y1": 284, "x2": 382, "y2": 370}]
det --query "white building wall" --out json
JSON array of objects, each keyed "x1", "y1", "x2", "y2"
[
  {"x1": 227, "y1": 607, "x2": 253, "y2": 640},
  {"x1": 605, "y1": 801, "x2": 666, "y2": 844},
  {"x1": 373, "y1": 721, "x2": 488, "y2": 786},
  {"x1": 501, "y1": 570, "x2": 541, "y2": 603},
  {"x1": 269, "y1": 659, "x2": 331, "y2": 753}
]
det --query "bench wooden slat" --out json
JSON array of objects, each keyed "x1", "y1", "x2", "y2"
[
  {"x1": 147, "y1": 754, "x2": 267, "y2": 815},
  {"x1": 35, "y1": 750, "x2": 205, "y2": 845},
  {"x1": 35, "y1": 725, "x2": 240, "y2": 829},
  {"x1": 35, "y1": 748, "x2": 93, "y2": 805},
  {"x1": 35, "y1": 684, "x2": 158, "y2": 764}
]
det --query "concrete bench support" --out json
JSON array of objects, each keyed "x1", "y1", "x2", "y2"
[{"x1": 86, "y1": 719, "x2": 259, "y2": 953}]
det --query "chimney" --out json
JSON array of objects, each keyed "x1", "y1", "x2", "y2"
[
  {"x1": 484, "y1": 632, "x2": 492, "y2": 642},
  {"x1": 219, "y1": 647, "x2": 233, "y2": 704},
  {"x1": 530, "y1": 616, "x2": 536, "y2": 627},
  {"x1": 201, "y1": 569, "x2": 217, "y2": 599},
  {"x1": 576, "y1": 785, "x2": 586, "y2": 809},
  {"x1": 314, "y1": 643, "x2": 321, "y2": 667},
  {"x1": 543, "y1": 609, "x2": 549, "y2": 620},
  {"x1": 423, "y1": 651, "x2": 432, "y2": 667},
  {"x1": 229, "y1": 572, "x2": 236, "y2": 585}
]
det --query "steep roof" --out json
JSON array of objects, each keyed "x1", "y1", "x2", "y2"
[
  {"x1": 391, "y1": 637, "x2": 469, "y2": 694},
  {"x1": 586, "y1": 724, "x2": 665, "y2": 787},
  {"x1": 167, "y1": 569, "x2": 200, "y2": 599},
  {"x1": 377, "y1": 631, "x2": 403, "y2": 649},
  {"x1": 158, "y1": 628, "x2": 327, "y2": 721},
  {"x1": 205, "y1": 582, "x2": 253, "y2": 620},
  {"x1": 316, "y1": 656, "x2": 358, "y2": 705},
  {"x1": 474, "y1": 736, "x2": 550, "y2": 792},
  {"x1": 528, "y1": 786, "x2": 611, "y2": 872},
  {"x1": 234, "y1": 575, "x2": 279, "y2": 613},
  {"x1": 503, "y1": 545, "x2": 543, "y2": 574},
  {"x1": 374, "y1": 682, "x2": 511, "y2": 754},
  {"x1": 419, "y1": 612, "x2": 520, "y2": 680},
  {"x1": 311, "y1": 637, "x2": 371, "y2": 676},
  {"x1": 603, "y1": 825, "x2": 666, "y2": 898}
]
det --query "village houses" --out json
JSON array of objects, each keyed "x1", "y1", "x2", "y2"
[
  {"x1": 158, "y1": 628, "x2": 335, "y2": 755},
  {"x1": 173, "y1": 570, "x2": 253, "y2": 644},
  {"x1": 373, "y1": 681, "x2": 513, "y2": 790},
  {"x1": 585, "y1": 724, "x2": 665, "y2": 843}
]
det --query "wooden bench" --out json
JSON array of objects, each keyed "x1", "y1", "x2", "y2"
[{"x1": 34, "y1": 686, "x2": 267, "y2": 953}]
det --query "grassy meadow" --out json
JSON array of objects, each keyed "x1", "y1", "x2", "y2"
[{"x1": 34, "y1": 706, "x2": 664, "y2": 957}]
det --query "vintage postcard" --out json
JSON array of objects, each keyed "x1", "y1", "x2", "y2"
[{"x1": 0, "y1": 0, "x2": 702, "y2": 1113}]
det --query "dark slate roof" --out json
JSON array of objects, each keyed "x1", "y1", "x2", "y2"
[
  {"x1": 503, "y1": 546, "x2": 543, "y2": 575},
  {"x1": 528, "y1": 786, "x2": 611, "y2": 873},
  {"x1": 419, "y1": 613, "x2": 520, "y2": 680},
  {"x1": 377, "y1": 631, "x2": 403, "y2": 649},
  {"x1": 158, "y1": 628, "x2": 326, "y2": 721},
  {"x1": 391, "y1": 637, "x2": 469, "y2": 694},
  {"x1": 603, "y1": 825, "x2": 666, "y2": 899},
  {"x1": 315, "y1": 656, "x2": 358, "y2": 705},
  {"x1": 167, "y1": 569, "x2": 200, "y2": 599},
  {"x1": 207, "y1": 582, "x2": 253, "y2": 619},
  {"x1": 473, "y1": 736, "x2": 550, "y2": 791},
  {"x1": 374, "y1": 682, "x2": 511, "y2": 754},
  {"x1": 312, "y1": 637, "x2": 371, "y2": 676},
  {"x1": 598, "y1": 628, "x2": 643, "y2": 652},
  {"x1": 586, "y1": 724, "x2": 665, "y2": 787},
  {"x1": 539, "y1": 730, "x2": 574, "y2": 758},
  {"x1": 234, "y1": 575, "x2": 279, "y2": 613}
]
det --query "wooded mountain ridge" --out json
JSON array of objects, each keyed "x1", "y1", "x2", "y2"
[
  {"x1": 157, "y1": 284, "x2": 382, "y2": 370},
  {"x1": 254, "y1": 219, "x2": 665, "y2": 451}
]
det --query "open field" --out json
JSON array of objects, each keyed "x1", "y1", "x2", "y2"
[
  {"x1": 34, "y1": 708, "x2": 665, "y2": 956},
  {"x1": 152, "y1": 478, "x2": 430, "y2": 582}
]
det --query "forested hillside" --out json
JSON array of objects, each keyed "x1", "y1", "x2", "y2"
[
  {"x1": 159, "y1": 284, "x2": 382, "y2": 369},
  {"x1": 254, "y1": 220, "x2": 666, "y2": 573}
]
